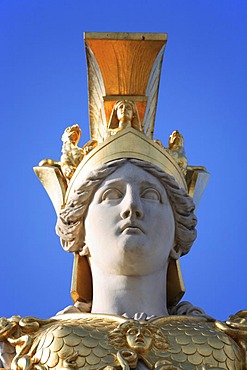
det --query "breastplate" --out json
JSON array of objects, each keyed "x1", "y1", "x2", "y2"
[{"x1": 0, "y1": 313, "x2": 245, "y2": 370}]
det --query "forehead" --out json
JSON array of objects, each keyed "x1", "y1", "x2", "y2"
[
  {"x1": 117, "y1": 102, "x2": 132, "y2": 108},
  {"x1": 126, "y1": 324, "x2": 152, "y2": 333},
  {"x1": 99, "y1": 162, "x2": 165, "y2": 191}
]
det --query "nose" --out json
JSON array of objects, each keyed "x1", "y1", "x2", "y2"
[
  {"x1": 120, "y1": 187, "x2": 144, "y2": 220},
  {"x1": 136, "y1": 329, "x2": 142, "y2": 337}
]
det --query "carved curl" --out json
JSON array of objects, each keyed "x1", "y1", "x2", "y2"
[{"x1": 56, "y1": 159, "x2": 197, "y2": 257}]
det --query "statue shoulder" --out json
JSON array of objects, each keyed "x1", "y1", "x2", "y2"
[
  {"x1": 0, "y1": 314, "x2": 126, "y2": 370},
  {"x1": 151, "y1": 315, "x2": 246, "y2": 369}
]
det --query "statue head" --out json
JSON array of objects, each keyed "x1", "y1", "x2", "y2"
[
  {"x1": 56, "y1": 158, "x2": 197, "y2": 307},
  {"x1": 116, "y1": 101, "x2": 134, "y2": 123},
  {"x1": 61, "y1": 124, "x2": 81, "y2": 146},
  {"x1": 168, "y1": 130, "x2": 184, "y2": 150},
  {"x1": 108, "y1": 100, "x2": 142, "y2": 131},
  {"x1": 125, "y1": 324, "x2": 153, "y2": 353},
  {"x1": 108, "y1": 320, "x2": 169, "y2": 354}
]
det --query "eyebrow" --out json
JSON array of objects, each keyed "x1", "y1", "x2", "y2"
[
  {"x1": 102, "y1": 178, "x2": 163, "y2": 191},
  {"x1": 101, "y1": 178, "x2": 124, "y2": 187}
]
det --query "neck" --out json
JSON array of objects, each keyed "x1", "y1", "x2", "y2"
[
  {"x1": 89, "y1": 262, "x2": 169, "y2": 317},
  {"x1": 119, "y1": 119, "x2": 132, "y2": 129}
]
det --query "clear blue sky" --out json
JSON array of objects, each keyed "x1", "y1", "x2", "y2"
[{"x1": 1, "y1": 0, "x2": 246, "y2": 321}]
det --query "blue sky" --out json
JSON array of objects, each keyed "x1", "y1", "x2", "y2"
[{"x1": 1, "y1": 0, "x2": 246, "y2": 321}]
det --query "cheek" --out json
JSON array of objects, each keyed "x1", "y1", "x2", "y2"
[
  {"x1": 84, "y1": 204, "x2": 119, "y2": 245},
  {"x1": 146, "y1": 205, "x2": 175, "y2": 259},
  {"x1": 160, "y1": 204, "x2": 175, "y2": 229},
  {"x1": 144, "y1": 337, "x2": 152, "y2": 345},
  {"x1": 84, "y1": 206, "x2": 102, "y2": 245},
  {"x1": 146, "y1": 205, "x2": 175, "y2": 235},
  {"x1": 161, "y1": 213, "x2": 175, "y2": 247},
  {"x1": 163, "y1": 210, "x2": 175, "y2": 236}
]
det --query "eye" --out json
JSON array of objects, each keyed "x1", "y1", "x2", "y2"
[
  {"x1": 142, "y1": 329, "x2": 151, "y2": 336},
  {"x1": 101, "y1": 188, "x2": 122, "y2": 201},
  {"x1": 141, "y1": 188, "x2": 161, "y2": 201},
  {"x1": 128, "y1": 328, "x2": 138, "y2": 335}
]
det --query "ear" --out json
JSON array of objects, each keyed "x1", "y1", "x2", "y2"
[
  {"x1": 79, "y1": 244, "x2": 91, "y2": 257},
  {"x1": 169, "y1": 245, "x2": 181, "y2": 260}
]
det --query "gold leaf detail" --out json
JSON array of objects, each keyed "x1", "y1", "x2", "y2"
[
  {"x1": 52, "y1": 326, "x2": 72, "y2": 338},
  {"x1": 187, "y1": 352, "x2": 203, "y2": 366},
  {"x1": 42, "y1": 333, "x2": 54, "y2": 349},
  {"x1": 63, "y1": 334, "x2": 81, "y2": 347},
  {"x1": 46, "y1": 351, "x2": 59, "y2": 368},
  {"x1": 39, "y1": 347, "x2": 50, "y2": 365},
  {"x1": 85, "y1": 352, "x2": 101, "y2": 365},
  {"x1": 181, "y1": 344, "x2": 196, "y2": 355},
  {"x1": 49, "y1": 337, "x2": 64, "y2": 353}
]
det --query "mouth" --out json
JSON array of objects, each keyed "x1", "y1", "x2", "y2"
[
  {"x1": 120, "y1": 223, "x2": 144, "y2": 235},
  {"x1": 135, "y1": 338, "x2": 145, "y2": 344}
]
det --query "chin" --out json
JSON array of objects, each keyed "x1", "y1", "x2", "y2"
[
  {"x1": 118, "y1": 236, "x2": 149, "y2": 255},
  {"x1": 114, "y1": 243, "x2": 155, "y2": 275}
]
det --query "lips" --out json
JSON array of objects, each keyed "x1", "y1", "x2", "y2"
[
  {"x1": 120, "y1": 222, "x2": 144, "y2": 234},
  {"x1": 135, "y1": 338, "x2": 145, "y2": 344}
]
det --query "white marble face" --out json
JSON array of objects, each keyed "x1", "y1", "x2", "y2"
[{"x1": 85, "y1": 162, "x2": 175, "y2": 276}]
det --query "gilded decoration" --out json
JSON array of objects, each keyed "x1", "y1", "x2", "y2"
[{"x1": 0, "y1": 314, "x2": 246, "y2": 370}]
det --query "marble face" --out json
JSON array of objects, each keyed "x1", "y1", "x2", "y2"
[
  {"x1": 116, "y1": 102, "x2": 133, "y2": 122},
  {"x1": 85, "y1": 162, "x2": 175, "y2": 276}
]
